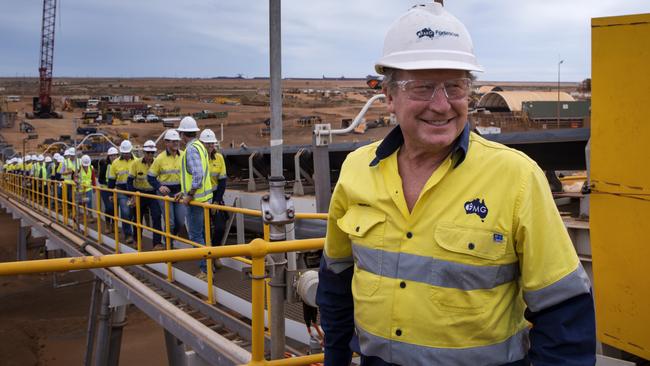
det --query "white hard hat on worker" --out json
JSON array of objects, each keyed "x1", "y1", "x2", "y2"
[
  {"x1": 199, "y1": 129, "x2": 218, "y2": 144},
  {"x1": 143, "y1": 140, "x2": 157, "y2": 152},
  {"x1": 119, "y1": 140, "x2": 133, "y2": 154},
  {"x1": 377, "y1": 2, "x2": 481, "y2": 155},
  {"x1": 177, "y1": 116, "x2": 200, "y2": 132}
]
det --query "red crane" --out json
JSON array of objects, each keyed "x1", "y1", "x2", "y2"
[{"x1": 29, "y1": 0, "x2": 61, "y2": 119}]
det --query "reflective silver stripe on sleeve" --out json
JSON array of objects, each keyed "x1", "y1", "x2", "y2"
[
  {"x1": 356, "y1": 324, "x2": 528, "y2": 366},
  {"x1": 351, "y1": 243, "x2": 519, "y2": 290},
  {"x1": 323, "y1": 252, "x2": 354, "y2": 274},
  {"x1": 147, "y1": 172, "x2": 158, "y2": 178},
  {"x1": 159, "y1": 181, "x2": 180, "y2": 186},
  {"x1": 523, "y1": 263, "x2": 591, "y2": 312}
]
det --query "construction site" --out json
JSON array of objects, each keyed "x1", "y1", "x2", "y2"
[{"x1": 1, "y1": 1, "x2": 649, "y2": 366}]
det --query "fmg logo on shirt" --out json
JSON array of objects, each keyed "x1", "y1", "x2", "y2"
[{"x1": 464, "y1": 198, "x2": 488, "y2": 221}]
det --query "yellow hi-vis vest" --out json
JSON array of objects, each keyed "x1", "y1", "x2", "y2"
[
  {"x1": 79, "y1": 166, "x2": 94, "y2": 192},
  {"x1": 148, "y1": 150, "x2": 182, "y2": 186},
  {"x1": 180, "y1": 140, "x2": 212, "y2": 202},
  {"x1": 108, "y1": 156, "x2": 133, "y2": 185},
  {"x1": 58, "y1": 158, "x2": 77, "y2": 183}
]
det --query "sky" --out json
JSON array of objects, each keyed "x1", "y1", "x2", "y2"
[{"x1": 1, "y1": 0, "x2": 648, "y2": 82}]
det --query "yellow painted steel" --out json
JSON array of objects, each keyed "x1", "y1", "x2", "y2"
[
  {"x1": 136, "y1": 194, "x2": 142, "y2": 252},
  {"x1": 113, "y1": 190, "x2": 119, "y2": 253},
  {"x1": 95, "y1": 187, "x2": 103, "y2": 244},
  {"x1": 591, "y1": 13, "x2": 650, "y2": 360},
  {"x1": 205, "y1": 206, "x2": 215, "y2": 304},
  {"x1": 263, "y1": 354, "x2": 324, "y2": 366},
  {"x1": 164, "y1": 199, "x2": 174, "y2": 282},
  {"x1": 251, "y1": 246, "x2": 266, "y2": 364}
]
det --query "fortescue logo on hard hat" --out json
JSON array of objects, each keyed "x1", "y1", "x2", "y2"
[{"x1": 416, "y1": 27, "x2": 459, "y2": 39}]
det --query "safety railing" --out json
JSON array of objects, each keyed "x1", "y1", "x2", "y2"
[{"x1": 0, "y1": 172, "x2": 328, "y2": 366}]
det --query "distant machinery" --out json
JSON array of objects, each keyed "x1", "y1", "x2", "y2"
[{"x1": 26, "y1": 0, "x2": 62, "y2": 119}]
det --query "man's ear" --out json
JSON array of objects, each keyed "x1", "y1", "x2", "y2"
[{"x1": 384, "y1": 87, "x2": 395, "y2": 114}]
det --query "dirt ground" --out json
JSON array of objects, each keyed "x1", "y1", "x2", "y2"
[
  {"x1": 0, "y1": 208, "x2": 167, "y2": 365},
  {"x1": 0, "y1": 77, "x2": 394, "y2": 154}
]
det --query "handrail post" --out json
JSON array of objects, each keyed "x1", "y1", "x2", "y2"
[
  {"x1": 62, "y1": 182, "x2": 68, "y2": 226},
  {"x1": 164, "y1": 199, "x2": 173, "y2": 282},
  {"x1": 135, "y1": 193, "x2": 142, "y2": 252},
  {"x1": 251, "y1": 246, "x2": 266, "y2": 363},
  {"x1": 95, "y1": 187, "x2": 102, "y2": 244},
  {"x1": 204, "y1": 205, "x2": 215, "y2": 304},
  {"x1": 113, "y1": 190, "x2": 119, "y2": 253}
]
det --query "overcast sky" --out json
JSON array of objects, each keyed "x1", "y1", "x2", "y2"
[{"x1": 1, "y1": 0, "x2": 648, "y2": 82}]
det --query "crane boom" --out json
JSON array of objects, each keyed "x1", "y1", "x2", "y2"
[{"x1": 29, "y1": 0, "x2": 60, "y2": 119}]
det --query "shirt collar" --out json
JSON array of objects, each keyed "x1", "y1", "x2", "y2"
[{"x1": 369, "y1": 122, "x2": 470, "y2": 168}]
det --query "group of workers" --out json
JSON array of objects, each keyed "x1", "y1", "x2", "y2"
[{"x1": 2, "y1": 116, "x2": 227, "y2": 278}]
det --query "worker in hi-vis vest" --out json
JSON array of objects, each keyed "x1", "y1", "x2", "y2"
[
  {"x1": 175, "y1": 116, "x2": 212, "y2": 279},
  {"x1": 108, "y1": 140, "x2": 136, "y2": 245},
  {"x1": 128, "y1": 140, "x2": 163, "y2": 250},
  {"x1": 148, "y1": 129, "x2": 186, "y2": 238},
  {"x1": 317, "y1": 4, "x2": 595, "y2": 366}
]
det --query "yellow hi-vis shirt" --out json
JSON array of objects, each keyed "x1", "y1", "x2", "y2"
[
  {"x1": 108, "y1": 156, "x2": 134, "y2": 186},
  {"x1": 148, "y1": 150, "x2": 182, "y2": 186},
  {"x1": 208, "y1": 152, "x2": 227, "y2": 188},
  {"x1": 78, "y1": 166, "x2": 94, "y2": 193},
  {"x1": 129, "y1": 157, "x2": 154, "y2": 191},
  {"x1": 323, "y1": 127, "x2": 591, "y2": 365}
]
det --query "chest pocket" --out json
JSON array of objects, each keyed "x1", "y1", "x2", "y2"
[
  {"x1": 337, "y1": 205, "x2": 386, "y2": 297},
  {"x1": 431, "y1": 222, "x2": 510, "y2": 313},
  {"x1": 434, "y1": 222, "x2": 507, "y2": 261}
]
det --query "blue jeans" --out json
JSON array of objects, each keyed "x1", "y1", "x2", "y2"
[
  {"x1": 158, "y1": 197, "x2": 187, "y2": 237},
  {"x1": 100, "y1": 189, "x2": 114, "y2": 225},
  {"x1": 186, "y1": 204, "x2": 207, "y2": 272},
  {"x1": 117, "y1": 193, "x2": 134, "y2": 238},
  {"x1": 140, "y1": 195, "x2": 162, "y2": 246}
]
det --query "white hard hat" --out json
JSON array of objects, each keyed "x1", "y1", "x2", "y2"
[
  {"x1": 56, "y1": 156, "x2": 65, "y2": 163},
  {"x1": 81, "y1": 155, "x2": 92, "y2": 167},
  {"x1": 17, "y1": 158, "x2": 23, "y2": 164},
  {"x1": 25, "y1": 155, "x2": 32, "y2": 161},
  {"x1": 199, "y1": 129, "x2": 218, "y2": 143},
  {"x1": 45, "y1": 156, "x2": 52, "y2": 163},
  {"x1": 53, "y1": 153, "x2": 62, "y2": 160},
  {"x1": 143, "y1": 140, "x2": 157, "y2": 152},
  {"x1": 375, "y1": 3, "x2": 483, "y2": 74},
  {"x1": 107, "y1": 147, "x2": 119, "y2": 155},
  {"x1": 164, "y1": 129, "x2": 181, "y2": 141},
  {"x1": 64, "y1": 148, "x2": 74, "y2": 157},
  {"x1": 37, "y1": 154, "x2": 44, "y2": 162},
  {"x1": 119, "y1": 140, "x2": 133, "y2": 153},
  {"x1": 177, "y1": 116, "x2": 200, "y2": 132}
]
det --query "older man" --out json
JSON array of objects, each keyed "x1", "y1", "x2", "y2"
[{"x1": 317, "y1": 3, "x2": 595, "y2": 366}]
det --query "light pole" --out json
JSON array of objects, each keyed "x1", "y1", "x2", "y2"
[{"x1": 557, "y1": 59, "x2": 564, "y2": 128}]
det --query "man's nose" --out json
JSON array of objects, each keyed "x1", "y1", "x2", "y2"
[{"x1": 426, "y1": 87, "x2": 452, "y2": 114}]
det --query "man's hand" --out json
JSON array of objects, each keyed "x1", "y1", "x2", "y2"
[
  {"x1": 159, "y1": 186, "x2": 170, "y2": 195},
  {"x1": 173, "y1": 192, "x2": 184, "y2": 202},
  {"x1": 182, "y1": 194, "x2": 193, "y2": 205}
]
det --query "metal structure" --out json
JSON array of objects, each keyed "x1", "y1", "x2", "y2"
[
  {"x1": 590, "y1": 12, "x2": 650, "y2": 361},
  {"x1": 30, "y1": 0, "x2": 61, "y2": 119}
]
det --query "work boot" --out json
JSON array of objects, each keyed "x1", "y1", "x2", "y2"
[
  {"x1": 195, "y1": 271, "x2": 208, "y2": 281},
  {"x1": 125, "y1": 237, "x2": 134, "y2": 245},
  {"x1": 152, "y1": 244, "x2": 165, "y2": 251}
]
